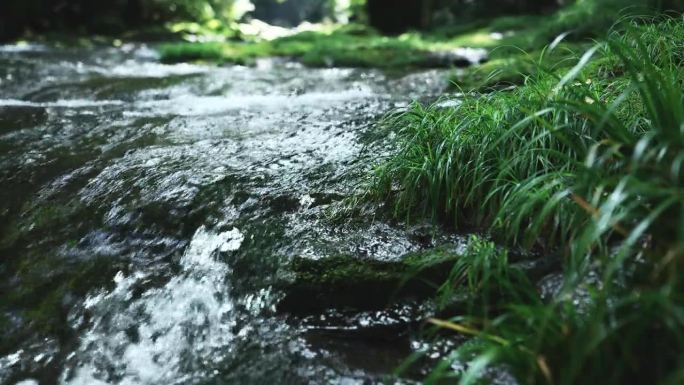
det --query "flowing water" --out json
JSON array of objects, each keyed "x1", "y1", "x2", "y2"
[{"x1": 0, "y1": 42, "x2": 462, "y2": 385}]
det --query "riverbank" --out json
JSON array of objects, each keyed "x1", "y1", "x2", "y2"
[
  {"x1": 1, "y1": 1, "x2": 683, "y2": 384},
  {"x1": 157, "y1": 23, "x2": 491, "y2": 68},
  {"x1": 155, "y1": 0, "x2": 664, "y2": 73}
]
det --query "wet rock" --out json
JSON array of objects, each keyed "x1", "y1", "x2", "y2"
[
  {"x1": 538, "y1": 272, "x2": 564, "y2": 302},
  {"x1": 301, "y1": 301, "x2": 432, "y2": 340},
  {"x1": 0, "y1": 311, "x2": 26, "y2": 351},
  {"x1": 280, "y1": 240, "x2": 559, "y2": 317},
  {"x1": 267, "y1": 194, "x2": 302, "y2": 213},
  {"x1": 0, "y1": 337, "x2": 60, "y2": 385},
  {"x1": 308, "y1": 192, "x2": 347, "y2": 208},
  {"x1": 0, "y1": 43, "x2": 472, "y2": 383},
  {"x1": 0, "y1": 106, "x2": 48, "y2": 134},
  {"x1": 421, "y1": 48, "x2": 489, "y2": 68},
  {"x1": 537, "y1": 269, "x2": 603, "y2": 311},
  {"x1": 303, "y1": 328, "x2": 414, "y2": 379},
  {"x1": 511, "y1": 254, "x2": 561, "y2": 282},
  {"x1": 297, "y1": 303, "x2": 432, "y2": 383},
  {"x1": 277, "y1": 249, "x2": 460, "y2": 314}
]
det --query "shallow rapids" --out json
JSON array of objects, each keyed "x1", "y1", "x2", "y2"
[{"x1": 0, "y1": 42, "x2": 456, "y2": 385}]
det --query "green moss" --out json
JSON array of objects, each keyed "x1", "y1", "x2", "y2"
[
  {"x1": 159, "y1": 24, "x2": 471, "y2": 68},
  {"x1": 0, "y1": 222, "x2": 21, "y2": 251},
  {"x1": 279, "y1": 238, "x2": 545, "y2": 315},
  {"x1": 292, "y1": 247, "x2": 459, "y2": 283},
  {"x1": 5, "y1": 254, "x2": 123, "y2": 336},
  {"x1": 279, "y1": 247, "x2": 461, "y2": 313},
  {"x1": 1, "y1": 202, "x2": 81, "y2": 251},
  {"x1": 0, "y1": 197, "x2": 113, "y2": 342}
]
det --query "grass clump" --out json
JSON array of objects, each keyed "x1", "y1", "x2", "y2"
[
  {"x1": 449, "y1": 41, "x2": 592, "y2": 92},
  {"x1": 434, "y1": 236, "x2": 539, "y2": 315},
  {"x1": 374, "y1": 18, "x2": 684, "y2": 250},
  {"x1": 373, "y1": 17, "x2": 684, "y2": 385}
]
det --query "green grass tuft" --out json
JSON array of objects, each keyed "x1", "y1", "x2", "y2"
[{"x1": 374, "y1": 17, "x2": 684, "y2": 385}]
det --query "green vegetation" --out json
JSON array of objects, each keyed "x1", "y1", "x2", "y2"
[
  {"x1": 445, "y1": 0, "x2": 684, "y2": 90},
  {"x1": 159, "y1": 24, "x2": 471, "y2": 67},
  {"x1": 372, "y1": 14, "x2": 684, "y2": 385},
  {"x1": 0, "y1": 0, "x2": 254, "y2": 40},
  {"x1": 157, "y1": 0, "x2": 683, "y2": 71},
  {"x1": 433, "y1": 236, "x2": 539, "y2": 315},
  {"x1": 157, "y1": 4, "x2": 684, "y2": 382}
]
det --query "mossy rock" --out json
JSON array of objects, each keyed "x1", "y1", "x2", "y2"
[
  {"x1": 0, "y1": 106, "x2": 48, "y2": 134},
  {"x1": 278, "y1": 248, "x2": 459, "y2": 314}
]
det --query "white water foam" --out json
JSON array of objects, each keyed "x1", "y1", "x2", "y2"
[
  {"x1": 62, "y1": 226, "x2": 244, "y2": 385},
  {"x1": 0, "y1": 99, "x2": 125, "y2": 108},
  {"x1": 0, "y1": 43, "x2": 48, "y2": 53},
  {"x1": 97, "y1": 61, "x2": 209, "y2": 78},
  {"x1": 129, "y1": 87, "x2": 374, "y2": 117}
]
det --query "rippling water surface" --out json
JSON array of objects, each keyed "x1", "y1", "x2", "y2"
[{"x1": 0, "y1": 42, "x2": 457, "y2": 385}]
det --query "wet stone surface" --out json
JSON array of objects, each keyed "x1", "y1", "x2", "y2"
[{"x1": 0, "y1": 42, "x2": 467, "y2": 385}]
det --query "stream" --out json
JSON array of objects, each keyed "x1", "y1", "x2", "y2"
[{"x1": 0, "y1": 42, "x2": 463, "y2": 385}]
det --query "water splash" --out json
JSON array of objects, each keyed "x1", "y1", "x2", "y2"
[{"x1": 62, "y1": 226, "x2": 244, "y2": 385}]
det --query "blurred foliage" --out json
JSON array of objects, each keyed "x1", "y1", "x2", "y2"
[
  {"x1": 156, "y1": 0, "x2": 254, "y2": 22},
  {"x1": 0, "y1": 0, "x2": 251, "y2": 40},
  {"x1": 158, "y1": 24, "x2": 451, "y2": 68},
  {"x1": 3, "y1": 0, "x2": 684, "y2": 41},
  {"x1": 0, "y1": 0, "x2": 365, "y2": 40},
  {"x1": 250, "y1": 0, "x2": 328, "y2": 26}
]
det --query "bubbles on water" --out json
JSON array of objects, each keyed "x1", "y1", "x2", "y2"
[
  {"x1": 0, "y1": 339, "x2": 61, "y2": 385},
  {"x1": 0, "y1": 351, "x2": 23, "y2": 376},
  {"x1": 299, "y1": 194, "x2": 315, "y2": 209}
]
